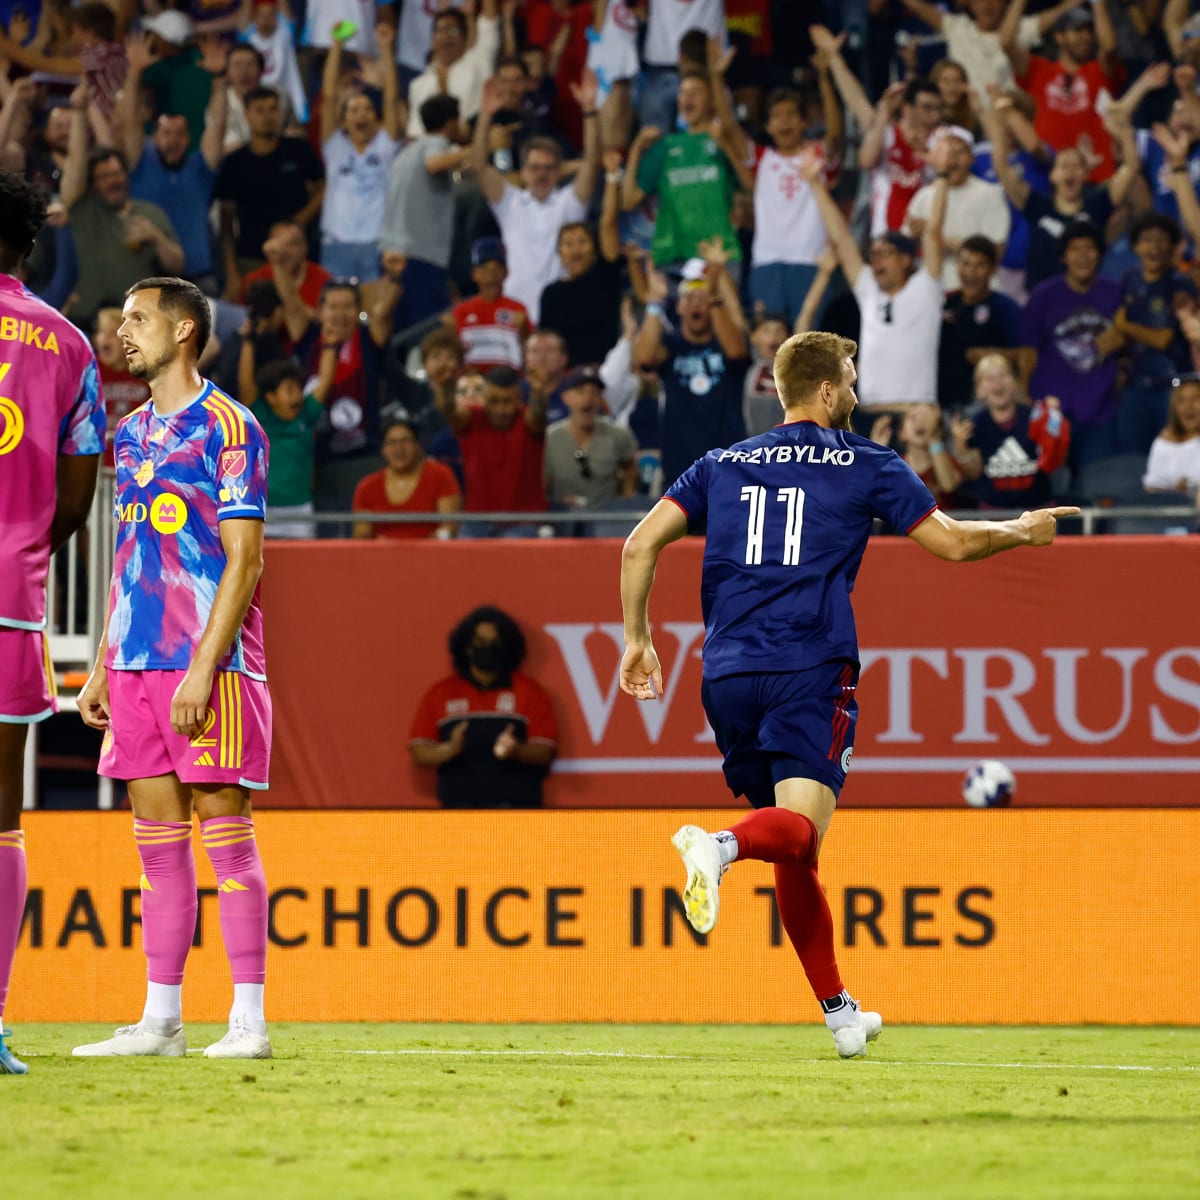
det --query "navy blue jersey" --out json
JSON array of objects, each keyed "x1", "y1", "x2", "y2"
[{"x1": 666, "y1": 421, "x2": 937, "y2": 680}]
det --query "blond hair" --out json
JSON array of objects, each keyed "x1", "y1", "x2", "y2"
[
  {"x1": 773, "y1": 331, "x2": 857, "y2": 408},
  {"x1": 972, "y1": 353, "x2": 1016, "y2": 388}
]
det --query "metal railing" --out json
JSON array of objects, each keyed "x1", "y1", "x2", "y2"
[{"x1": 23, "y1": 474, "x2": 1195, "y2": 811}]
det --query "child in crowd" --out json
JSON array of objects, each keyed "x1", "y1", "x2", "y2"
[
  {"x1": 1114, "y1": 213, "x2": 1196, "y2": 455},
  {"x1": 742, "y1": 311, "x2": 789, "y2": 436},
  {"x1": 448, "y1": 238, "x2": 531, "y2": 375},
  {"x1": 952, "y1": 354, "x2": 1070, "y2": 509},
  {"x1": 245, "y1": 358, "x2": 330, "y2": 538},
  {"x1": 870, "y1": 403, "x2": 964, "y2": 509}
]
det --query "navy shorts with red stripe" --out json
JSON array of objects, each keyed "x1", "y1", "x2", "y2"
[{"x1": 700, "y1": 660, "x2": 859, "y2": 807}]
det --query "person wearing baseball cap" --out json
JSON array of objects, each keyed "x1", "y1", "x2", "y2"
[
  {"x1": 136, "y1": 9, "x2": 222, "y2": 156},
  {"x1": 798, "y1": 145, "x2": 947, "y2": 423},
  {"x1": 544, "y1": 367, "x2": 639, "y2": 514},
  {"x1": 901, "y1": 125, "x2": 1010, "y2": 290},
  {"x1": 1004, "y1": 0, "x2": 1123, "y2": 183},
  {"x1": 447, "y1": 237, "x2": 530, "y2": 376}
]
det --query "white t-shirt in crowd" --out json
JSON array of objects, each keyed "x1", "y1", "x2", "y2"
[
  {"x1": 852, "y1": 268, "x2": 944, "y2": 407},
  {"x1": 246, "y1": 17, "x2": 309, "y2": 121},
  {"x1": 490, "y1": 183, "x2": 588, "y2": 324},
  {"x1": 941, "y1": 12, "x2": 1042, "y2": 106},
  {"x1": 904, "y1": 175, "x2": 1011, "y2": 289},
  {"x1": 302, "y1": 0, "x2": 378, "y2": 54},
  {"x1": 644, "y1": 0, "x2": 725, "y2": 67},
  {"x1": 397, "y1": 0, "x2": 467, "y2": 72},
  {"x1": 752, "y1": 146, "x2": 830, "y2": 267},
  {"x1": 1143, "y1": 435, "x2": 1200, "y2": 492},
  {"x1": 321, "y1": 128, "x2": 400, "y2": 243},
  {"x1": 587, "y1": 1, "x2": 640, "y2": 91},
  {"x1": 407, "y1": 15, "x2": 500, "y2": 135}
]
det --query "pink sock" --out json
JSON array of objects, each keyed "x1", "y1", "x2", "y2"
[
  {"x1": 0, "y1": 831, "x2": 27, "y2": 1021},
  {"x1": 133, "y1": 819, "x2": 197, "y2": 986},
  {"x1": 201, "y1": 817, "x2": 267, "y2": 984},
  {"x1": 730, "y1": 808, "x2": 819, "y2": 865}
]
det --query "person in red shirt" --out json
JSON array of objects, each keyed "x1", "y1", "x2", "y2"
[
  {"x1": 351, "y1": 417, "x2": 462, "y2": 540},
  {"x1": 435, "y1": 364, "x2": 549, "y2": 535},
  {"x1": 409, "y1": 606, "x2": 558, "y2": 809},
  {"x1": 1005, "y1": 2, "x2": 1125, "y2": 183},
  {"x1": 447, "y1": 238, "x2": 531, "y2": 375},
  {"x1": 523, "y1": 0, "x2": 593, "y2": 149},
  {"x1": 239, "y1": 220, "x2": 332, "y2": 311}
]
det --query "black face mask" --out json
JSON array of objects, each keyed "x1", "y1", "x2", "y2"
[{"x1": 468, "y1": 643, "x2": 503, "y2": 672}]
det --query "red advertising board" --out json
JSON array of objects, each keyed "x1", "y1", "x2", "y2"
[{"x1": 259, "y1": 538, "x2": 1200, "y2": 808}]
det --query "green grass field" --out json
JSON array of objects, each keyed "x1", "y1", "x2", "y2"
[{"x1": 7, "y1": 1024, "x2": 1199, "y2": 1200}]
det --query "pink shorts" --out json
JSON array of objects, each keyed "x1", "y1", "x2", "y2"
[
  {"x1": 0, "y1": 627, "x2": 57, "y2": 722},
  {"x1": 99, "y1": 669, "x2": 271, "y2": 790}
]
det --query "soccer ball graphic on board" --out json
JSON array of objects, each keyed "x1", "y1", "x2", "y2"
[{"x1": 961, "y1": 760, "x2": 1016, "y2": 807}]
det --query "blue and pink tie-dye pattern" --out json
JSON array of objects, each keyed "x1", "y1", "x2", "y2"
[{"x1": 106, "y1": 380, "x2": 270, "y2": 677}]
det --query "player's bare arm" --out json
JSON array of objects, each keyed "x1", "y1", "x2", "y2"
[
  {"x1": 170, "y1": 516, "x2": 264, "y2": 738},
  {"x1": 49, "y1": 454, "x2": 100, "y2": 553},
  {"x1": 620, "y1": 499, "x2": 689, "y2": 700},
  {"x1": 908, "y1": 505, "x2": 1081, "y2": 562},
  {"x1": 79, "y1": 593, "x2": 113, "y2": 730}
]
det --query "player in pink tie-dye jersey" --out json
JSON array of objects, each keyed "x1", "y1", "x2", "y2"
[
  {"x1": 75, "y1": 277, "x2": 274, "y2": 1062},
  {"x1": 0, "y1": 173, "x2": 105, "y2": 1076}
]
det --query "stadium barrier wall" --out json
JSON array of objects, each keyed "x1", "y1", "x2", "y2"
[
  {"x1": 259, "y1": 538, "x2": 1200, "y2": 809},
  {"x1": 11, "y1": 810, "x2": 1198, "y2": 1025}
]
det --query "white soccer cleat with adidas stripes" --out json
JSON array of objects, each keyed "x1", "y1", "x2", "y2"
[
  {"x1": 203, "y1": 1017, "x2": 272, "y2": 1059},
  {"x1": 671, "y1": 824, "x2": 723, "y2": 935},
  {"x1": 833, "y1": 1009, "x2": 883, "y2": 1059},
  {"x1": 72, "y1": 1021, "x2": 186, "y2": 1057}
]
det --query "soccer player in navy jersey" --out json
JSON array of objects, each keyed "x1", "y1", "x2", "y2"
[
  {"x1": 75, "y1": 277, "x2": 273, "y2": 1060},
  {"x1": 619, "y1": 330, "x2": 1077, "y2": 1058}
]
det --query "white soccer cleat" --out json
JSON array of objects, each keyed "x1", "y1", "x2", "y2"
[
  {"x1": 203, "y1": 1018, "x2": 272, "y2": 1060},
  {"x1": 72, "y1": 1021, "x2": 186, "y2": 1057},
  {"x1": 832, "y1": 1009, "x2": 883, "y2": 1059},
  {"x1": 671, "y1": 824, "x2": 723, "y2": 935}
]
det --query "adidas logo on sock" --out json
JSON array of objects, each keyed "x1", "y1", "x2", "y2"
[{"x1": 218, "y1": 878, "x2": 249, "y2": 893}]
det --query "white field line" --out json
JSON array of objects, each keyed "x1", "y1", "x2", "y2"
[{"x1": 33, "y1": 1047, "x2": 1198, "y2": 1072}]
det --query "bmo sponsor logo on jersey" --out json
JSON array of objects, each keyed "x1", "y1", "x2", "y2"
[{"x1": 115, "y1": 492, "x2": 189, "y2": 534}]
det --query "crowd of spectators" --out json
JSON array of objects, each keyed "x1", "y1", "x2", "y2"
[{"x1": 5, "y1": 0, "x2": 1200, "y2": 537}]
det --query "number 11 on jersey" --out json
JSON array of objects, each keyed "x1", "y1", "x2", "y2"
[{"x1": 740, "y1": 485, "x2": 806, "y2": 566}]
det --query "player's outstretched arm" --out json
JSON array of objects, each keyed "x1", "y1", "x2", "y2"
[
  {"x1": 620, "y1": 499, "x2": 689, "y2": 700},
  {"x1": 908, "y1": 505, "x2": 1081, "y2": 562}
]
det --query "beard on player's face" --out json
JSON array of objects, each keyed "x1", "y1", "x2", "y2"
[
  {"x1": 127, "y1": 341, "x2": 175, "y2": 382},
  {"x1": 831, "y1": 384, "x2": 857, "y2": 430}
]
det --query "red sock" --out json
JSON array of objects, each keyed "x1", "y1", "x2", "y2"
[
  {"x1": 774, "y1": 859, "x2": 844, "y2": 1002},
  {"x1": 730, "y1": 808, "x2": 818, "y2": 865}
]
